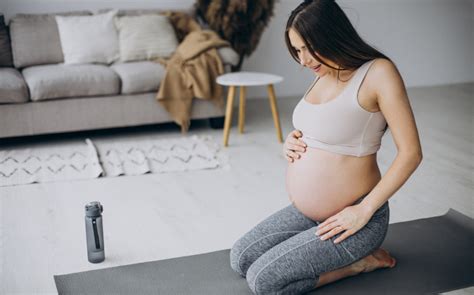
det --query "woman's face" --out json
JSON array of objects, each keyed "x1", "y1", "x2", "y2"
[{"x1": 288, "y1": 28, "x2": 335, "y2": 76}]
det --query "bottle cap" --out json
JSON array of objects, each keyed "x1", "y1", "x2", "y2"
[{"x1": 85, "y1": 201, "x2": 103, "y2": 217}]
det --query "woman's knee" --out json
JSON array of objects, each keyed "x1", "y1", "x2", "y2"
[
  {"x1": 230, "y1": 231, "x2": 264, "y2": 277},
  {"x1": 229, "y1": 205, "x2": 312, "y2": 278},
  {"x1": 230, "y1": 238, "x2": 247, "y2": 277},
  {"x1": 246, "y1": 259, "x2": 283, "y2": 295},
  {"x1": 230, "y1": 230, "x2": 302, "y2": 278},
  {"x1": 246, "y1": 261, "x2": 269, "y2": 294}
]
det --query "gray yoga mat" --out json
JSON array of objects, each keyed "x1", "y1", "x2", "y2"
[{"x1": 55, "y1": 209, "x2": 474, "y2": 295}]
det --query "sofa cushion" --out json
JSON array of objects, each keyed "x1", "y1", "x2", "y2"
[
  {"x1": 111, "y1": 61, "x2": 165, "y2": 94},
  {"x1": 9, "y1": 11, "x2": 91, "y2": 69},
  {"x1": 0, "y1": 15, "x2": 14, "y2": 67},
  {"x1": 0, "y1": 68, "x2": 29, "y2": 103},
  {"x1": 99, "y1": 8, "x2": 239, "y2": 67},
  {"x1": 115, "y1": 14, "x2": 178, "y2": 62},
  {"x1": 55, "y1": 11, "x2": 119, "y2": 65},
  {"x1": 22, "y1": 64, "x2": 120, "y2": 101}
]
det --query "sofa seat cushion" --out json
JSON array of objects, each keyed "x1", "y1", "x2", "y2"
[
  {"x1": 22, "y1": 64, "x2": 120, "y2": 101},
  {"x1": 0, "y1": 68, "x2": 29, "y2": 103},
  {"x1": 111, "y1": 61, "x2": 165, "y2": 94}
]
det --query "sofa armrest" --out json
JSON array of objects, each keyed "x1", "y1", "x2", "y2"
[
  {"x1": 217, "y1": 47, "x2": 239, "y2": 67},
  {"x1": 0, "y1": 68, "x2": 29, "y2": 104}
]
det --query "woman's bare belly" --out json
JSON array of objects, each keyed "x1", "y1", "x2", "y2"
[{"x1": 286, "y1": 147, "x2": 382, "y2": 222}]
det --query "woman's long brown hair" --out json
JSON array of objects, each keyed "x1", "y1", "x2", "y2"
[{"x1": 285, "y1": 0, "x2": 392, "y2": 82}]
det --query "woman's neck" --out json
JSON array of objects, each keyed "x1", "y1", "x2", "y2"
[{"x1": 323, "y1": 67, "x2": 357, "y2": 84}]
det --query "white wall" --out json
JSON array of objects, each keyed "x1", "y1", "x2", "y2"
[
  {"x1": 244, "y1": 0, "x2": 474, "y2": 99},
  {"x1": 1, "y1": 0, "x2": 472, "y2": 99},
  {"x1": 0, "y1": 0, "x2": 194, "y2": 16}
]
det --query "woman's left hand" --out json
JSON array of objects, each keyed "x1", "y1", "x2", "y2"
[{"x1": 315, "y1": 204, "x2": 373, "y2": 244}]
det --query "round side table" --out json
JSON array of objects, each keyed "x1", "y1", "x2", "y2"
[{"x1": 216, "y1": 72, "x2": 284, "y2": 147}]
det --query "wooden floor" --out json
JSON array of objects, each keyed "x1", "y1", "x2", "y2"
[{"x1": 0, "y1": 82, "x2": 472, "y2": 294}]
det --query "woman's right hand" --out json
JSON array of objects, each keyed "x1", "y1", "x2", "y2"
[{"x1": 283, "y1": 130, "x2": 307, "y2": 163}]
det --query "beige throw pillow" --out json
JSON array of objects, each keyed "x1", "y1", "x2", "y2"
[
  {"x1": 56, "y1": 10, "x2": 119, "y2": 64},
  {"x1": 115, "y1": 14, "x2": 179, "y2": 62}
]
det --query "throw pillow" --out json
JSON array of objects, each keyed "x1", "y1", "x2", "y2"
[
  {"x1": 0, "y1": 15, "x2": 13, "y2": 67},
  {"x1": 115, "y1": 14, "x2": 178, "y2": 62},
  {"x1": 55, "y1": 10, "x2": 119, "y2": 64},
  {"x1": 9, "y1": 11, "x2": 91, "y2": 68}
]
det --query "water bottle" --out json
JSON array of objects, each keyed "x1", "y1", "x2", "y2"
[{"x1": 85, "y1": 201, "x2": 105, "y2": 263}]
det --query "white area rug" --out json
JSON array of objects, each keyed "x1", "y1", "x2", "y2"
[
  {"x1": 0, "y1": 135, "x2": 226, "y2": 187},
  {"x1": 0, "y1": 139, "x2": 102, "y2": 187},
  {"x1": 94, "y1": 135, "x2": 225, "y2": 177}
]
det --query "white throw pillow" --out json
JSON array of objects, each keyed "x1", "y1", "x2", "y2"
[
  {"x1": 115, "y1": 14, "x2": 179, "y2": 62},
  {"x1": 56, "y1": 11, "x2": 119, "y2": 64}
]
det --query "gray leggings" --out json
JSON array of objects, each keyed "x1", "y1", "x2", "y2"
[{"x1": 230, "y1": 196, "x2": 390, "y2": 295}]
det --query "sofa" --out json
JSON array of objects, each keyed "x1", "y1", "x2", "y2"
[{"x1": 0, "y1": 9, "x2": 239, "y2": 139}]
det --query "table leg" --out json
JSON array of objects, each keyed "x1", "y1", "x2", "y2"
[
  {"x1": 238, "y1": 86, "x2": 246, "y2": 134},
  {"x1": 223, "y1": 85, "x2": 236, "y2": 147},
  {"x1": 267, "y1": 84, "x2": 283, "y2": 143}
]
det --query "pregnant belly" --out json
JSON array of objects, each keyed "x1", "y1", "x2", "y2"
[{"x1": 286, "y1": 147, "x2": 381, "y2": 222}]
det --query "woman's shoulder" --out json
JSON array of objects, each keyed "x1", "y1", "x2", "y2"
[
  {"x1": 366, "y1": 58, "x2": 407, "y2": 108},
  {"x1": 368, "y1": 58, "x2": 400, "y2": 81},
  {"x1": 366, "y1": 58, "x2": 404, "y2": 92},
  {"x1": 370, "y1": 58, "x2": 398, "y2": 74}
]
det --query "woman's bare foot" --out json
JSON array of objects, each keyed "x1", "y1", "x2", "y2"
[
  {"x1": 315, "y1": 248, "x2": 396, "y2": 288},
  {"x1": 352, "y1": 248, "x2": 397, "y2": 274}
]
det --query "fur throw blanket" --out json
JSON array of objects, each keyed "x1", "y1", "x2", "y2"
[{"x1": 194, "y1": 0, "x2": 276, "y2": 71}]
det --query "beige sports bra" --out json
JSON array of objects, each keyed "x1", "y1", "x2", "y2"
[{"x1": 292, "y1": 59, "x2": 388, "y2": 157}]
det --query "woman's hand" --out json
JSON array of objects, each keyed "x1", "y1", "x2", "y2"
[
  {"x1": 315, "y1": 204, "x2": 373, "y2": 244},
  {"x1": 283, "y1": 130, "x2": 307, "y2": 163}
]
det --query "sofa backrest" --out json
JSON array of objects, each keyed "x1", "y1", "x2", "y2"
[
  {"x1": 97, "y1": 8, "x2": 194, "y2": 17},
  {"x1": 9, "y1": 11, "x2": 91, "y2": 69}
]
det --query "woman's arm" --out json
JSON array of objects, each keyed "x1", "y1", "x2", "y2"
[
  {"x1": 315, "y1": 59, "x2": 423, "y2": 244},
  {"x1": 359, "y1": 59, "x2": 423, "y2": 215}
]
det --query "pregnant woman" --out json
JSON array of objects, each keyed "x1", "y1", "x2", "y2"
[{"x1": 230, "y1": 0, "x2": 423, "y2": 294}]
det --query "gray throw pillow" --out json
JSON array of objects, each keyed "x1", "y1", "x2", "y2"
[
  {"x1": 9, "y1": 11, "x2": 91, "y2": 69},
  {"x1": 0, "y1": 15, "x2": 13, "y2": 67}
]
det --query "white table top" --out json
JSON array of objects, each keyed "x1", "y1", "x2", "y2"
[{"x1": 216, "y1": 71, "x2": 283, "y2": 86}]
